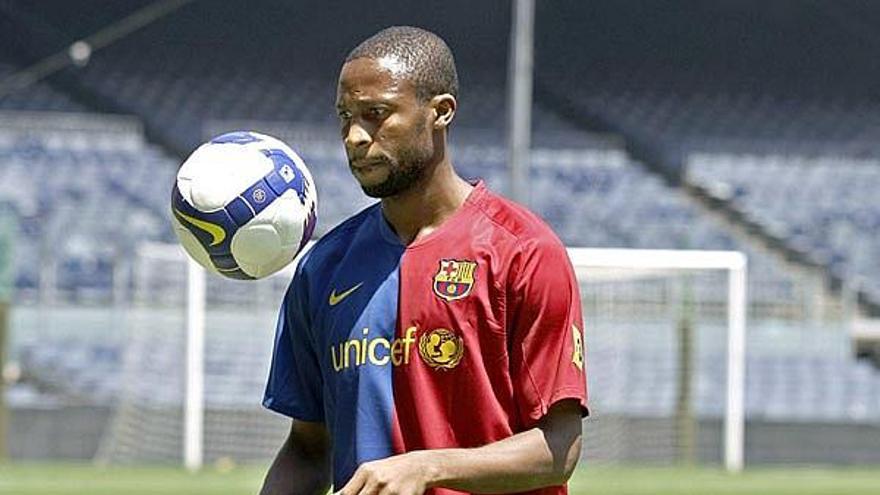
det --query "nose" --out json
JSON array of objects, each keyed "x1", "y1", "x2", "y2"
[{"x1": 344, "y1": 122, "x2": 372, "y2": 152}]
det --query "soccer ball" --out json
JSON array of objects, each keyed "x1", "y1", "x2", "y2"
[{"x1": 171, "y1": 131, "x2": 317, "y2": 280}]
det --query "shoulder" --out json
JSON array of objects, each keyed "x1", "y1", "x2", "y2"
[
  {"x1": 297, "y1": 203, "x2": 379, "y2": 276},
  {"x1": 474, "y1": 186, "x2": 567, "y2": 255},
  {"x1": 471, "y1": 186, "x2": 573, "y2": 292}
]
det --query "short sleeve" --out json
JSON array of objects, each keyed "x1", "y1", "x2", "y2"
[
  {"x1": 262, "y1": 259, "x2": 325, "y2": 422},
  {"x1": 508, "y1": 236, "x2": 588, "y2": 427}
]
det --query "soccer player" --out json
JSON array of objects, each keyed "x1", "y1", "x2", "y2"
[{"x1": 261, "y1": 26, "x2": 588, "y2": 495}]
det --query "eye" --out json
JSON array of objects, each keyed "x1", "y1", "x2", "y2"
[
  {"x1": 368, "y1": 107, "x2": 388, "y2": 119},
  {"x1": 337, "y1": 109, "x2": 353, "y2": 120}
]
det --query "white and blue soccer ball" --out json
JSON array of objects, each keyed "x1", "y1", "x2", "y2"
[{"x1": 171, "y1": 131, "x2": 317, "y2": 280}]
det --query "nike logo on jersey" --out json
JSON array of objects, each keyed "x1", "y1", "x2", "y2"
[
  {"x1": 329, "y1": 282, "x2": 364, "y2": 306},
  {"x1": 173, "y1": 208, "x2": 226, "y2": 246}
]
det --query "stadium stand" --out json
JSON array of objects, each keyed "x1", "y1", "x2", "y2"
[
  {"x1": 532, "y1": 0, "x2": 880, "y2": 312},
  {"x1": 0, "y1": 63, "x2": 86, "y2": 112},
  {"x1": 2, "y1": 0, "x2": 879, "y2": 464},
  {"x1": 0, "y1": 36, "x2": 89, "y2": 113},
  {"x1": 0, "y1": 112, "x2": 176, "y2": 300},
  {"x1": 687, "y1": 154, "x2": 880, "y2": 303}
]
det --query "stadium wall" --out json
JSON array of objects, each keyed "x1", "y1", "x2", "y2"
[
  {"x1": 9, "y1": 408, "x2": 880, "y2": 465},
  {"x1": 8, "y1": 406, "x2": 110, "y2": 459}
]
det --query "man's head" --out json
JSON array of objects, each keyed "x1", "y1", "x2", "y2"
[{"x1": 336, "y1": 26, "x2": 458, "y2": 198}]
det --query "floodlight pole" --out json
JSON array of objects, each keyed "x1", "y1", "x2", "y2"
[{"x1": 507, "y1": 0, "x2": 535, "y2": 206}]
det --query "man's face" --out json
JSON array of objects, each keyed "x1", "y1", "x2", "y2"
[{"x1": 336, "y1": 57, "x2": 436, "y2": 198}]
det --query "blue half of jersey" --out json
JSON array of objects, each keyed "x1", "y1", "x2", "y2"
[{"x1": 263, "y1": 204, "x2": 405, "y2": 488}]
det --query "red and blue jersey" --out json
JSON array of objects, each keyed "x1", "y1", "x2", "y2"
[{"x1": 263, "y1": 182, "x2": 588, "y2": 495}]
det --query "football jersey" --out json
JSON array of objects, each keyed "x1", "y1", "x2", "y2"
[{"x1": 263, "y1": 181, "x2": 588, "y2": 494}]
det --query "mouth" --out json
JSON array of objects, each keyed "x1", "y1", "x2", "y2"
[{"x1": 350, "y1": 159, "x2": 388, "y2": 172}]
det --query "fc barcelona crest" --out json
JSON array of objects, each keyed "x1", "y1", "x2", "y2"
[{"x1": 433, "y1": 259, "x2": 477, "y2": 301}]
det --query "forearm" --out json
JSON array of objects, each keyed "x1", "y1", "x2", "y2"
[
  {"x1": 261, "y1": 446, "x2": 329, "y2": 495},
  {"x1": 338, "y1": 401, "x2": 583, "y2": 495},
  {"x1": 423, "y1": 418, "x2": 582, "y2": 493},
  {"x1": 261, "y1": 423, "x2": 331, "y2": 495}
]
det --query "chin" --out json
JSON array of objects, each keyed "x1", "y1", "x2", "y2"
[
  {"x1": 360, "y1": 178, "x2": 410, "y2": 198},
  {"x1": 360, "y1": 184, "x2": 394, "y2": 198},
  {"x1": 356, "y1": 176, "x2": 385, "y2": 194},
  {"x1": 356, "y1": 161, "x2": 428, "y2": 198}
]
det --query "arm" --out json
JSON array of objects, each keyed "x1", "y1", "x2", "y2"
[
  {"x1": 261, "y1": 419, "x2": 331, "y2": 495},
  {"x1": 339, "y1": 399, "x2": 583, "y2": 495},
  {"x1": 426, "y1": 399, "x2": 583, "y2": 493}
]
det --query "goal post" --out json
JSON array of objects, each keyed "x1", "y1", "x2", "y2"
[
  {"x1": 568, "y1": 248, "x2": 747, "y2": 472},
  {"x1": 100, "y1": 245, "x2": 746, "y2": 472},
  {"x1": 184, "y1": 259, "x2": 205, "y2": 472}
]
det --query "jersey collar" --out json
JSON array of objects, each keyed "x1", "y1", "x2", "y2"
[{"x1": 375, "y1": 180, "x2": 487, "y2": 249}]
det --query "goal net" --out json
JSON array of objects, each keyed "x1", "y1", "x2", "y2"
[
  {"x1": 97, "y1": 244, "x2": 746, "y2": 472},
  {"x1": 572, "y1": 249, "x2": 746, "y2": 471},
  {"x1": 95, "y1": 242, "x2": 292, "y2": 466}
]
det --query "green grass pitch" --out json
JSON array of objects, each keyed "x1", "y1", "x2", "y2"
[{"x1": 1, "y1": 463, "x2": 879, "y2": 494}]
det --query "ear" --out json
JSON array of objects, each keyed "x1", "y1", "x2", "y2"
[{"x1": 430, "y1": 94, "x2": 456, "y2": 130}]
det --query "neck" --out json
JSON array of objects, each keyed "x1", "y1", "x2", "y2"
[{"x1": 380, "y1": 156, "x2": 473, "y2": 245}]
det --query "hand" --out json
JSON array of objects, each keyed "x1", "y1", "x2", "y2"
[{"x1": 336, "y1": 451, "x2": 436, "y2": 495}]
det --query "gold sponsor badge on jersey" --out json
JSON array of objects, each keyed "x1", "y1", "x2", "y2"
[{"x1": 418, "y1": 328, "x2": 464, "y2": 370}]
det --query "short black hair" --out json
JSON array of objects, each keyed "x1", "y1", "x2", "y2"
[{"x1": 345, "y1": 26, "x2": 459, "y2": 101}]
